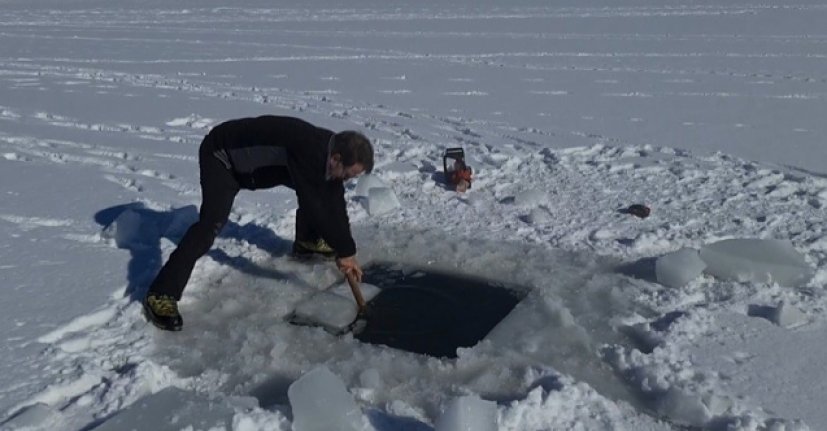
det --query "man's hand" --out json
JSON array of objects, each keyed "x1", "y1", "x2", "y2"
[{"x1": 336, "y1": 255, "x2": 363, "y2": 282}]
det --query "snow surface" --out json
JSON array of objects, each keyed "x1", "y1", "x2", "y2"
[{"x1": 1, "y1": 0, "x2": 826, "y2": 430}]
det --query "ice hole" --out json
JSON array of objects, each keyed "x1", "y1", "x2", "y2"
[
  {"x1": 354, "y1": 262, "x2": 527, "y2": 358},
  {"x1": 155, "y1": 230, "x2": 655, "y2": 419}
]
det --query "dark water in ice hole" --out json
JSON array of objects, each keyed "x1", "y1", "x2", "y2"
[{"x1": 354, "y1": 261, "x2": 526, "y2": 358}]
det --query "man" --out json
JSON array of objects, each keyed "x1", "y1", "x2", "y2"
[{"x1": 143, "y1": 115, "x2": 374, "y2": 331}]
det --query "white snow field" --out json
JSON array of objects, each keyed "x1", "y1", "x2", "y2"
[{"x1": 1, "y1": 0, "x2": 826, "y2": 429}]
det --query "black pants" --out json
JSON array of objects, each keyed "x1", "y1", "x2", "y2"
[
  {"x1": 148, "y1": 136, "x2": 321, "y2": 300},
  {"x1": 148, "y1": 134, "x2": 239, "y2": 300}
]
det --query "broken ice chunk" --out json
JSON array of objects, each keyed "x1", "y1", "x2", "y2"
[
  {"x1": 355, "y1": 173, "x2": 387, "y2": 198},
  {"x1": 655, "y1": 248, "x2": 706, "y2": 288},
  {"x1": 770, "y1": 302, "x2": 807, "y2": 328},
  {"x1": 367, "y1": 187, "x2": 401, "y2": 215},
  {"x1": 288, "y1": 367, "x2": 362, "y2": 431},
  {"x1": 359, "y1": 368, "x2": 382, "y2": 389},
  {"x1": 435, "y1": 395, "x2": 497, "y2": 431},
  {"x1": 658, "y1": 387, "x2": 711, "y2": 427},
  {"x1": 292, "y1": 291, "x2": 358, "y2": 333},
  {"x1": 699, "y1": 239, "x2": 813, "y2": 286}
]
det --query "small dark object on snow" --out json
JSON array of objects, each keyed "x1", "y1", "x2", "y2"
[
  {"x1": 629, "y1": 204, "x2": 651, "y2": 218},
  {"x1": 622, "y1": 204, "x2": 651, "y2": 219}
]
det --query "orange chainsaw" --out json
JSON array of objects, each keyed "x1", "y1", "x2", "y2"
[{"x1": 443, "y1": 147, "x2": 473, "y2": 192}]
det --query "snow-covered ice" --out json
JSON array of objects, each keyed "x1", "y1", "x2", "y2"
[
  {"x1": 92, "y1": 387, "x2": 242, "y2": 431},
  {"x1": 1, "y1": 403, "x2": 60, "y2": 431},
  {"x1": 513, "y1": 188, "x2": 548, "y2": 208}
]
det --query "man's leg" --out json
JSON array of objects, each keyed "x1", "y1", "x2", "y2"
[
  {"x1": 294, "y1": 207, "x2": 316, "y2": 244},
  {"x1": 292, "y1": 208, "x2": 335, "y2": 258},
  {"x1": 148, "y1": 135, "x2": 239, "y2": 301}
]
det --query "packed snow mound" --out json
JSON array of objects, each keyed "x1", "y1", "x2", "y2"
[
  {"x1": 101, "y1": 207, "x2": 161, "y2": 249},
  {"x1": 655, "y1": 248, "x2": 706, "y2": 288},
  {"x1": 699, "y1": 239, "x2": 813, "y2": 286},
  {"x1": 165, "y1": 114, "x2": 214, "y2": 129},
  {"x1": 657, "y1": 387, "x2": 713, "y2": 427},
  {"x1": 514, "y1": 188, "x2": 549, "y2": 207}
]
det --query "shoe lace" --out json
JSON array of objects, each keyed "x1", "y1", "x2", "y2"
[{"x1": 150, "y1": 295, "x2": 179, "y2": 317}]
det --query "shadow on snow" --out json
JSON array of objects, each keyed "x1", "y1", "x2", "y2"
[{"x1": 94, "y1": 202, "x2": 294, "y2": 302}]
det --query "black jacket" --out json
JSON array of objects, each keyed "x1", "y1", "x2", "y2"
[{"x1": 209, "y1": 116, "x2": 355, "y2": 257}]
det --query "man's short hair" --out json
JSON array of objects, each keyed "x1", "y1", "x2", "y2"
[{"x1": 332, "y1": 131, "x2": 374, "y2": 173}]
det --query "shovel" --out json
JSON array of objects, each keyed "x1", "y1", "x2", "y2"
[{"x1": 346, "y1": 271, "x2": 367, "y2": 315}]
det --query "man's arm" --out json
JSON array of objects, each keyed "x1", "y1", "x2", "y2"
[{"x1": 287, "y1": 154, "x2": 357, "y2": 258}]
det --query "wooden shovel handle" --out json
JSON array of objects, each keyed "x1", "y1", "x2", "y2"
[{"x1": 346, "y1": 272, "x2": 367, "y2": 313}]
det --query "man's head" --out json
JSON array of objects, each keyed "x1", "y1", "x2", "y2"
[{"x1": 328, "y1": 131, "x2": 374, "y2": 181}]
